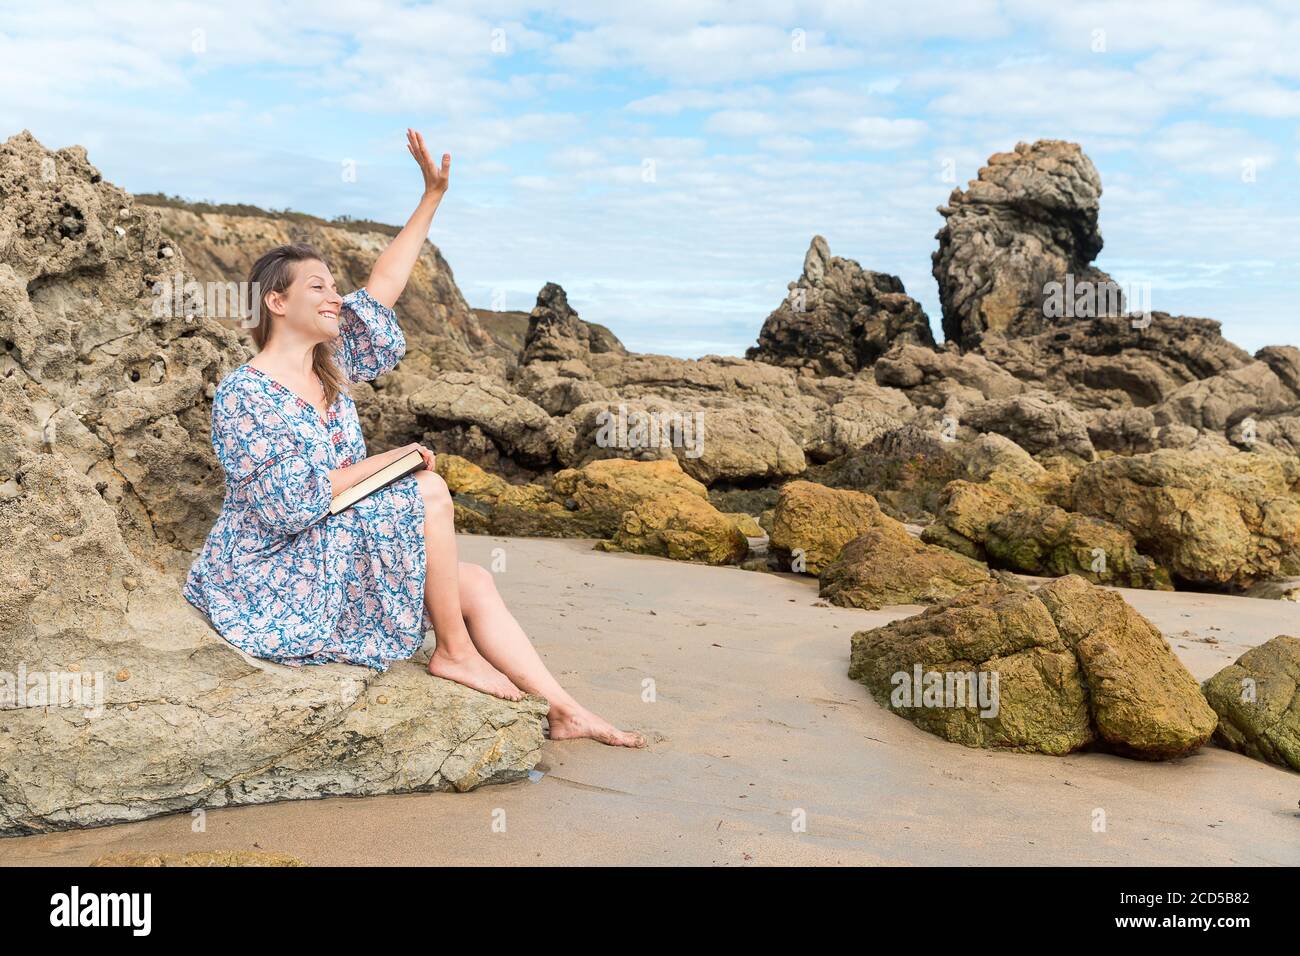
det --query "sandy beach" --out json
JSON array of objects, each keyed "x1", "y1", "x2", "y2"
[{"x1": 3, "y1": 535, "x2": 1296, "y2": 867}]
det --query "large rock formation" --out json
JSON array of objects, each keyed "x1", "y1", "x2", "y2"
[
  {"x1": 932, "y1": 140, "x2": 1116, "y2": 350},
  {"x1": 976, "y1": 313, "x2": 1252, "y2": 411},
  {"x1": 747, "y1": 235, "x2": 935, "y2": 375},
  {"x1": 0, "y1": 131, "x2": 546, "y2": 834},
  {"x1": 0, "y1": 132, "x2": 243, "y2": 560},
  {"x1": 519, "y1": 281, "x2": 626, "y2": 365}
]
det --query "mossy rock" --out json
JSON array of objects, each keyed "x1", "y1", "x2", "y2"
[
  {"x1": 769, "y1": 480, "x2": 884, "y2": 574},
  {"x1": 1202, "y1": 635, "x2": 1300, "y2": 771},
  {"x1": 848, "y1": 583, "x2": 1094, "y2": 754},
  {"x1": 820, "y1": 522, "x2": 991, "y2": 610}
]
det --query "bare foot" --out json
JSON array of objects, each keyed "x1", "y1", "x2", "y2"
[
  {"x1": 427, "y1": 646, "x2": 523, "y2": 701},
  {"x1": 546, "y1": 706, "x2": 646, "y2": 748}
]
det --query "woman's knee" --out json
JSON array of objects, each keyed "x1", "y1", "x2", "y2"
[
  {"x1": 458, "y1": 562, "x2": 497, "y2": 607},
  {"x1": 414, "y1": 470, "x2": 452, "y2": 518}
]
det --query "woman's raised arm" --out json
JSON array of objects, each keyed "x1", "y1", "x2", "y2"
[{"x1": 364, "y1": 128, "x2": 450, "y2": 309}]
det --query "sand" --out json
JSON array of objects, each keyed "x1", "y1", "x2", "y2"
[{"x1": 3, "y1": 536, "x2": 1298, "y2": 866}]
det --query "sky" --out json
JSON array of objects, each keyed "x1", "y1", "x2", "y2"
[{"x1": 2, "y1": 1, "x2": 1298, "y2": 356}]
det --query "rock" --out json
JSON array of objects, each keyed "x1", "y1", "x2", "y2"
[
  {"x1": 961, "y1": 432, "x2": 1047, "y2": 483},
  {"x1": 962, "y1": 391, "x2": 1096, "y2": 460},
  {"x1": 671, "y1": 401, "x2": 805, "y2": 485},
  {"x1": 1152, "y1": 360, "x2": 1298, "y2": 432},
  {"x1": 1036, "y1": 576, "x2": 1216, "y2": 758},
  {"x1": 0, "y1": 456, "x2": 548, "y2": 836},
  {"x1": 921, "y1": 473, "x2": 1045, "y2": 560},
  {"x1": 932, "y1": 140, "x2": 1115, "y2": 349},
  {"x1": 551, "y1": 456, "x2": 708, "y2": 534},
  {"x1": 601, "y1": 492, "x2": 749, "y2": 565},
  {"x1": 747, "y1": 235, "x2": 935, "y2": 375},
  {"x1": 513, "y1": 360, "x2": 613, "y2": 416},
  {"x1": 408, "y1": 371, "x2": 574, "y2": 468},
  {"x1": 519, "y1": 282, "x2": 626, "y2": 365},
  {"x1": 768, "y1": 480, "x2": 885, "y2": 574},
  {"x1": 724, "y1": 512, "x2": 765, "y2": 537},
  {"x1": 435, "y1": 453, "x2": 509, "y2": 501},
  {"x1": 442, "y1": 456, "x2": 749, "y2": 558},
  {"x1": 849, "y1": 577, "x2": 1216, "y2": 759},
  {"x1": 976, "y1": 313, "x2": 1252, "y2": 410},
  {"x1": 1071, "y1": 449, "x2": 1300, "y2": 587},
  {"x1": 985, "y1": 505, "x2": 1172, "y2": 590},
  {"x1": 0, "y1": 131, "x2": 245, "y2": 558},
  {"x1": 1201, "y1": 635, "x2": 1300, "y2": 772},
  {"x1": 1088, "y1": 406, "x2": 1157, "y2": 455},
  {"x1": 1256, "y1": 345, "x2": 1300, "y2": 396},
  {"x1": 848, "y1": 583, "x2": 1094, "y2": 754},
  {"x1": 487, "y1": 482, "x2": 608, "y2": 538},
  {"x1": 820, "y1": 521, "x2": 992, "y2": 609},
  {"x1": 809, "y1": 424, "x2": 963, "y2": 521},
  {"x1": 793, "y1": 375, "x2": 914, "y2": 462},
  {"x1": 874, "y1": 343, "x2": 1024, "y2": 408}
]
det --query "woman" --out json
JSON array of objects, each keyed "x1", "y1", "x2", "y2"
[{"x1": 184, "y1": 129, "x2": 644, "y2": 748}]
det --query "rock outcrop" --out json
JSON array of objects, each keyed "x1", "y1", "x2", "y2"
[
  {"x1": 747, "y1": 235, "x2": 935, "y2": 375},
  {"x1": 519, "y1": 281, "x2": 626, "y2": 365},
  {"x1": 932, "y1": 140, "x2": 1115, "y2": 350}
]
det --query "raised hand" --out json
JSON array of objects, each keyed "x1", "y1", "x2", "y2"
[{"x1": 406, "y1": 128, "x2": 449, "y2": 197}]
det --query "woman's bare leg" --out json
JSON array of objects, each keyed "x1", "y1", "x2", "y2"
[
  {"x1": 414, "y1": 470, "x2": 522, "y2": 701},
  {"x1": 457, "y1": 561, "x2": 646, "y2": 748}
]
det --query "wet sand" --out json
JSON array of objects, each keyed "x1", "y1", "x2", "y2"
[{"x1": 3, "y1": 536, "x2": 1297, "y2": 866}]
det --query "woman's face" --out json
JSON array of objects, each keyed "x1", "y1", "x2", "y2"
[{"x1": 266, "y1": 259, "x2": 344, "y2": 343}]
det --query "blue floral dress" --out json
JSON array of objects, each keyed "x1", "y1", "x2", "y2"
[{"x1": 184, "y1": 288, "x2": 430, "y2": 672}]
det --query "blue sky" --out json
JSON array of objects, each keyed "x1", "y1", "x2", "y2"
[{"x1": 3, "y1": 1, "x2": 1298, "y2": 356}]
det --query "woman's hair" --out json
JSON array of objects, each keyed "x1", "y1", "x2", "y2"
[{"x1": 248, "y1": 243, "x2": 349, "y2": 408}]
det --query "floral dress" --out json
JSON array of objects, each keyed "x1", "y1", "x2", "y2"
[{"x1": 184, "y1": 288, "x2": 430, "y2": 672}]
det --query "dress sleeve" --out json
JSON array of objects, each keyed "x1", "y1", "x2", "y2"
[
  {"x1": 332, "y1": 287, "x2": 407, "y2": 383},
  {"x1": 211, "y1": 381, "x2": 333, "y2": 535}
]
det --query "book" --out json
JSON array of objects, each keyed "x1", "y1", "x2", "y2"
[{"x1": 329, "y1": 450, "x2": 427, "y2": 516}]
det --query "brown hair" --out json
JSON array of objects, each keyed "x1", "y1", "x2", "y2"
[{"x1": 247, "y1": 243, "x2": 349, "y2": 408}]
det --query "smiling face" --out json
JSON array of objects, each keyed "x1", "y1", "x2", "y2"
[{"x1": 263, "y1": 258, "x2": 344, "y2": 344}]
